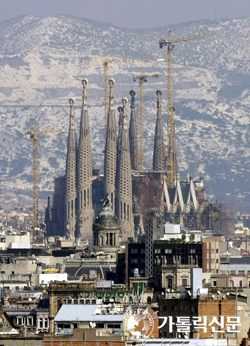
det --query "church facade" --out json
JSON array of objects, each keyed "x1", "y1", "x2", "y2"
[{"x1": 45, "y1": 78, "x2": 215, "y2": 242}]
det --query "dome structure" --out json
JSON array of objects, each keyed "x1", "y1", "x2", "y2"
[{"x1": 93, "y1": 193, "x2": 120, "y2": 247}]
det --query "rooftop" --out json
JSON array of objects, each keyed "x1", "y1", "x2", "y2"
[{"x1": 55, "y1": 304, "x2": 127, "y2": 322}]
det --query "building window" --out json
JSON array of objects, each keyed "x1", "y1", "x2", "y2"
[
  {"x1": 213, "y1": 281, "x2": 217, "y2": 286},
  {"x1": 211, "y1": 249, "x2": 215, "y2": 254},
  {"x1": 190, "y1": 249, "x2": 195, "y2": 254},
  {"x1": 168, "y1": 278, "x2": 172, "y2": 289},
  {"x1": 17, "y1": 317, "x2": 23, "y2": 325},
  {"x1": 131, "y1": 258, "x2": 138, "y2": 264},
  {"x1": 182, "y1": 278, "x2": 187, "y2": 286},
  {"x1": 216, "y1": 249, "x2": 219, "y2": 253},
  {"x1": 27, "y1": 317, "x2": 33, "y2": 326},
  {"x1": 165, "y1": 249, "x2": 172, "y2": 254}
]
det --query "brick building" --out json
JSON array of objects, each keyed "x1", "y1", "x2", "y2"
[
  {"x1": 159, "y1": 294, "x2": 248, "y2": 343},
  {"x1": 202, "y1": 237, "x2": 221, "y2": 273}
]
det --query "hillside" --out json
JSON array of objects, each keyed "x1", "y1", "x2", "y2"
[{"x1": 0, "y1": 15, "x2": 250, "y2": 211}]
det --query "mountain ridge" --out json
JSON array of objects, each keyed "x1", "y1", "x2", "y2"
[{"x1": 0, "y1": 14, "x2": 250, "y2": 212}]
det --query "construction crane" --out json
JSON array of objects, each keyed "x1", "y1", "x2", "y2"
[
  {"x1": 25, "y1": 121, "x2": 65, "y2": 231},
  {"x1": 82, "y1": 52, "x2": 164, "y2": 138},
  {"x1": 159, "y1": 30, "x2": 209, "y2": 187},
  {"x1": 133, "y1": 71, "x2": 160, "y2": 170}
]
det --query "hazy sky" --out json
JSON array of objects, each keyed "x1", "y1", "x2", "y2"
[{"x1": 0, "y1": 0, "x2": 250, "y2": 28}]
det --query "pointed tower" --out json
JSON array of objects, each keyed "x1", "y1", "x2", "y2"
[
  {"x1": 104, "y1": 79, "x2": 117, "y2": 212},
  {"x1": 45, "y1": 196, "x2": 52, "y2": 235},
  {"x1": 117, "y1": 105, "x2": 123, "y2": 162},
  {"x1": 64, "y1": 98, "x2": 77, "y2": 238},
  {"x1": 115, "y1": 97, "x2": 134, "y2": 241},
  {"x1": 76, "y1": 79, "x2": 93, "y2": 240},
  {"x1": 153, "y1": 90, "x2": 165, "y2": 171},
  {"x1": 129, "y1": 90, "x2": 139, "y2": 171}
]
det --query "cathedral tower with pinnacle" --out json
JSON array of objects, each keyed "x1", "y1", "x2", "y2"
[
  {"x1": 115, "y1": 97, "x2": 134, "y2": 241},
  {"x1": 153, "y1": 90, "x2": 165, "y2": 171},
  {"x1": 129, "y1": 90, "x2": 139, "y2": 171},
  {"x1": 64, "y1": 98, "x2": 77, "y2": 238},
  {"x1": 104, "y1": 79, "x2": 117, "y2": 212},
  {"x1": 76, "y1": 79, "x2": 93, "y2": 240}
]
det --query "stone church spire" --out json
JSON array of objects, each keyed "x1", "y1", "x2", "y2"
[
  {"x1": 115, "y1": 97, "x2": 134, "y2": 241},
  {"x1": 117, "y1": 105, "x2": 123, "y2": 162},
  {"x1": 76, "y1": 79, "x2": 93, "y2": 240},
  {"x1": 153, "y1": 90, "x2": 165, "y2": 171},
  {"x1": 104, "y1": 79, "x2": 117, "y2": 212},
  {"x1": 64, "y1": 98, "x2": 77, "y2": 238},
  {"x1": 129, "y1": 90, "x2": 139, "y2": 171}
]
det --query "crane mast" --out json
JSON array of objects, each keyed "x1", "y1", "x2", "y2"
[
  {"x1": 103, "y1": 55, "x2": 109, "y2": 138},
  {"x1": 25, "y1": 122, "x2": 65, "y2": 232},
  {"x1": 133, "y1": 71, "x2": 160, "y2": 170},
  {"x1": 32, "y1": 122, "x2": 39, "y2": 230},
  {"x1": 159, "y1": 30, "x2": 209, "y2": 187},
  {"x1": 82, "y1": 54, "x2": 164, "y2": 146}
]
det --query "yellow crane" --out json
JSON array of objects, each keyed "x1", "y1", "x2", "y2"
[
  {"x1": 133, "y1": 71, "x2": 160, "y2": 170},
  {"x1": 25, "y1": 121, "x2": 65, "y2": 231},
  {"x1": 159, "y1": 30, "x2": 209, "y2": 187},
  {"x1": 82, "y1": 52, "x2": 164, "y2": 139}
]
